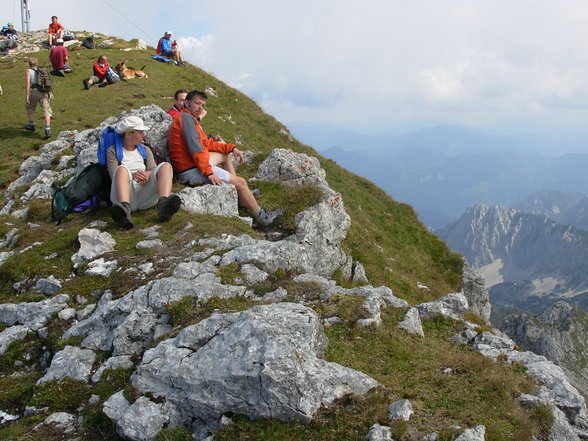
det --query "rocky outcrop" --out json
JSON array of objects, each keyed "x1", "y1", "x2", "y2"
[
  {"x1": 452, "y1": 324, "x2": 588, "y2": 440},
  {"x1": 498, "y1": 301, "x2": 588, "y2": 398},
  {"x1": 110, "y1": 303, "x2": 378, "y2": 439}
]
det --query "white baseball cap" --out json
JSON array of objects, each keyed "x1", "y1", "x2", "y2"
[{"x1": 115, "y1": 116, "x2": 150, "y2": 134}]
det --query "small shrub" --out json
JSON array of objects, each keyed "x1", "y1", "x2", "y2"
[{"x1": 31, "y1": 378, "x2": 92, "y2": 411}]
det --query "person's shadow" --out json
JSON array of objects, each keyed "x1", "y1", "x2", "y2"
[{"x1": 0, "y1": 127, "x2": 44, "y2": 148}]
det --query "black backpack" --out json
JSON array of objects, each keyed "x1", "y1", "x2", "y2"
[
  {"x1": 35, "y1": 68, "x2": 52, "y2": 93},
  {"x1": 81, "y1": 36, "x2": 94, "y2": 49},
  {"x1": 51, "y1": 163, "x2": 110, "y2": 224}
]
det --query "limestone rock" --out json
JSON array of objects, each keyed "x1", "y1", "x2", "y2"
[
  {"x1": 366, "y1": 423, "x2": 393, "y2": 441},
  {"x1": 389, "y1": 399, "x2": 413, "y2": 421},
  {"x1": 254, "y1": 148, "x2": 327, "y2": 188},
  {"x1": 455, "y1": 425, "x2": 486, "y2": 441},
  {"x1": 33, "y1": 276, "x2": 62, "y2": 296},
  {"x1": 37, "y1": 345, "x2": 96, "y2": 385},
  {"x1": 179, "y1": 185, "x2": 239, "y2": 217},
  {"x1": 461, "y1": 263, "x2": 491, "y2": 322},
  {"x1": 0, "y1": 294, "x2": 69, "y2": 331},
  {"x1": 416, "y1": 293, "x2": 469, "y2": 320},
  {"x1": 0, "y1": 325, "x2": 29, "y2": 355},
  {"x1": 127, "y1": 303, "x2": 378, "y2": 435},
  {"x1": 71, "y1": 228, "x2": 116, "y2": 266},
  {"x1": 398, "y1": 308, "x2": 424, "y2": 337}
]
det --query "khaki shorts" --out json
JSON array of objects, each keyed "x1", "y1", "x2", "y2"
[{"x1": 25, "y1": 88, "x2": 53, "y2": 118}]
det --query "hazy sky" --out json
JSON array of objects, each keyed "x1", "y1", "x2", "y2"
[{"x1": 10, "y1": 0, "x2": 588, "y2": 135}]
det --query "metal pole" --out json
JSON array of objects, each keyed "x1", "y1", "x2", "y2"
[{"x1": 20, "y1": 0, "x2": 31, "y2": 33}]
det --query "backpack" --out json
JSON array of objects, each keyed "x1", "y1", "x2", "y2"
[
  {"x1": 62, "y1": 30, "x2": 75, "y2": 41},
  {"x1": 35, "y1": 68, "x2": 52, "y2": 93},
  {"x1": 50, "y1": 163, "x2": 110, "y2": 224},
  {"x1": 97, "y1": 126, "x2": 147, "y2": 167},
  {"x1": 81, "y1": 36, "x2": 94, "y2": 49}
]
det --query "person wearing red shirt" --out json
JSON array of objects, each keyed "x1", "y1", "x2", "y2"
[
  {"x1": 167, "y1": 89, "x2": 188, "y2": 118},
  {"x1": 167, "y1": 90, "x2": 284, "y2": 230},
  {"x1": 49, "y1": 39, "x2": 72, "y2": 76},
  {"x1": 47, "y1": 16, "x2": 64, "y2": 47},
  {"x1": 83, "y1": 55, "x2": 109, "y2": 89}
]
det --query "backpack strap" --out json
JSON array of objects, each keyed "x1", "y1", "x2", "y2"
[
  {"x1": 114, "y1": 131, "x2": 124, "y2": 165},
  {"x1": 115, "y1": 138, "x2": 148, "y2": 166}
]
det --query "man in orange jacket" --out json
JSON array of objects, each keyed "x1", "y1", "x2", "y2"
[{"x1": 168, "y1": 90, "x2": 283, "y2": 230}]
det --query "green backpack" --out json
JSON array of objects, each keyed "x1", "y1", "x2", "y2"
[
  {"x1": 51, "y1": 163, "x2": 109, "y2": 224},
  {"x1": 35, "y1": 67, "x2": 53, "y2": 93}
]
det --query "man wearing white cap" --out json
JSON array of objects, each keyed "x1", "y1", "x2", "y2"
[
  {"x1": 108, "y1": 115, "x2": 181, "y2": 229},
  {"x1": 156, "y1": 30, "x2": 185, "y2": 66}
]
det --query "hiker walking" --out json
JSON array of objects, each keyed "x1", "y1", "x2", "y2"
[{"x1": 24, "y1": 57, "x2": 52, "y2": 139}]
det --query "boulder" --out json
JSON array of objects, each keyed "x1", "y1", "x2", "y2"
[
  {"x1": 124, "y1": 303, "x2": 378, "y2": 437},
  {"x1": 37, "y1": 345, "x2": 96, "y2": 385}
]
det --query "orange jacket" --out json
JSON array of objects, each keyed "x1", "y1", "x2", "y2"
[{"x1": 168, "y1": 109, "x2": 235, "y2": 177}]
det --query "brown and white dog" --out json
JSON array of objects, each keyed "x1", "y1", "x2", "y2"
[{"x1": 114, "y1": 61, "x2": 149, "y2": 80}]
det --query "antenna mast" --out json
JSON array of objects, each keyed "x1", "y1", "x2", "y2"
[{"x1": 20, "y1": 0, "x2": 31, "y2": 33}]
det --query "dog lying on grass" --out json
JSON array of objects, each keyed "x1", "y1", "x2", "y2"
[{"x1": 114, "y1": 61, "x2": 149, "y2": 80}]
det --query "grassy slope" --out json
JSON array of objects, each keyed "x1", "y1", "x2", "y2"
[{"x1": 0, "y1": 34, "x2": 548, "y2": 441}]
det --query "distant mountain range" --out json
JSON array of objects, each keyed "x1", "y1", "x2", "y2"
[
  {"x1": 514, "y1": 190, "x2": 588, "y2": 231},
  {"x1": 289, "y1": 123, "x2": 588, "y2": 229},
  {"x1": 436, "y1": 204, "x2": 588, "y2": 313}
]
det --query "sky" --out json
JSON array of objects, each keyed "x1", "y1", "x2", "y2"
[{"x1": 8, "y1": 0, "x2": 588, "y2": 137}]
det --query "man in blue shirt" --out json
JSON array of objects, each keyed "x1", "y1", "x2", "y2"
[{"x1": 156, "y1": 31, "x2": 185, "y2": 66}]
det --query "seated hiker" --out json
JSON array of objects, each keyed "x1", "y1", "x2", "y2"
[
  {"x1": 47, "y1": 16, "x2": 64, "y2": 47},
  {"x1": 0, "y1": 22, "x2": 18, "y2": 54},
  {"x1": 83, "y1": 55, "x2": 109, "y2": 89},
  {"x1": 156, "y1": 31, "x2": 185, "y2": 66},
  {"x1": 168, "y1": 90, "x2": 283, "y2": 230},
  {"x1": 49, "y1": 39, "x2": 72, "y2": 76},
  {"x1": 168, "y1": 89, "x2": 188, "y2": 118},
  {"x1": 108, "y1": 115, "x2": 181, "y2": 229}
]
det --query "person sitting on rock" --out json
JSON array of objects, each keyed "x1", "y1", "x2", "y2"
[
  {"x1": 83, "y1": 55, "x2": 109, "y2": 89},
  {"x1": 168, "y1": 89, "x2": 188, "y2": 118},
  {"x1": 108, "y1": 115, "x2": 181, "y2": 229},
  {"x1": 0, "y1": 22, "x2": 18, "y2": 54},
  {"x1": 49, "y1": 39, "x2": 72, "y2": 76},
  {"x1": 47, "y1": 16, "x2": 64, "y2": 47},
  {"x1": 156, "y1": 31, "x2": 185, "y2": 66},
  {"x1": 167, "y1": 90, "x2": 283, "y2": 230}
]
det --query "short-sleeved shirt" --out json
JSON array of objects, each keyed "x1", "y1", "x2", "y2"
[
  {"x1": 48, "y1": 22, "x2": 64, "y2": 35},
  {"x1": 49, "y1": 45, "x2": 68, "y2": 69}
]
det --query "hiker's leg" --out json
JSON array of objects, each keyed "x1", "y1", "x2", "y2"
[
  {"x1": 209, "y1": 151, "x2": 236, "y2": 176},
  {"x1": 228, "y1": 174, "x2": 259, "y2": 215},
  {"x1": 155, "y1": 162, "x2": 173, "y2": 198},
  {"x1": 112, "y1": 166, "x2": 131, "y2": 204}
]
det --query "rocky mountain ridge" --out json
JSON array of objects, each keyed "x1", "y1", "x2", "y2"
[
  {"x1": 0, "y1": 105, "x2": 587, "y2": 440},
  {"x1": 436, "y1": 204, "x2": 588, "y2": 313},
  {"x1": 498, "y1": 301, "x2": 588, "y2": 399}
]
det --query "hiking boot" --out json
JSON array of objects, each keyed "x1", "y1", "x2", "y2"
[
  {"x1": 83, "y1": 79, "x2": 89, "y2": 89},
  {"x1": 58, "y1": 69, "x2": 66, "y2": 77},
  {"x1": 111, "y1": 202, "x2": 134, "y2": 230},
  {"x1": 99, "y1": 81, "x2": 108, "y2": 88},
  {"x1": 24, "y1": 123, "x2": 35, "y2": 132},
  {"x1": 157, "y1": 194, "x2": 181, "y2": 222},
  {"x1": 44, "y1": 127, "x2": 51, "y2": 139},
  {"x1": 255, "y1": 207, "x2": 284, "y2": 231}
]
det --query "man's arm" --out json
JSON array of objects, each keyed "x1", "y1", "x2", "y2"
[{"x1": 180, "y1": 112, "x2": 214, "y2": 177}]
